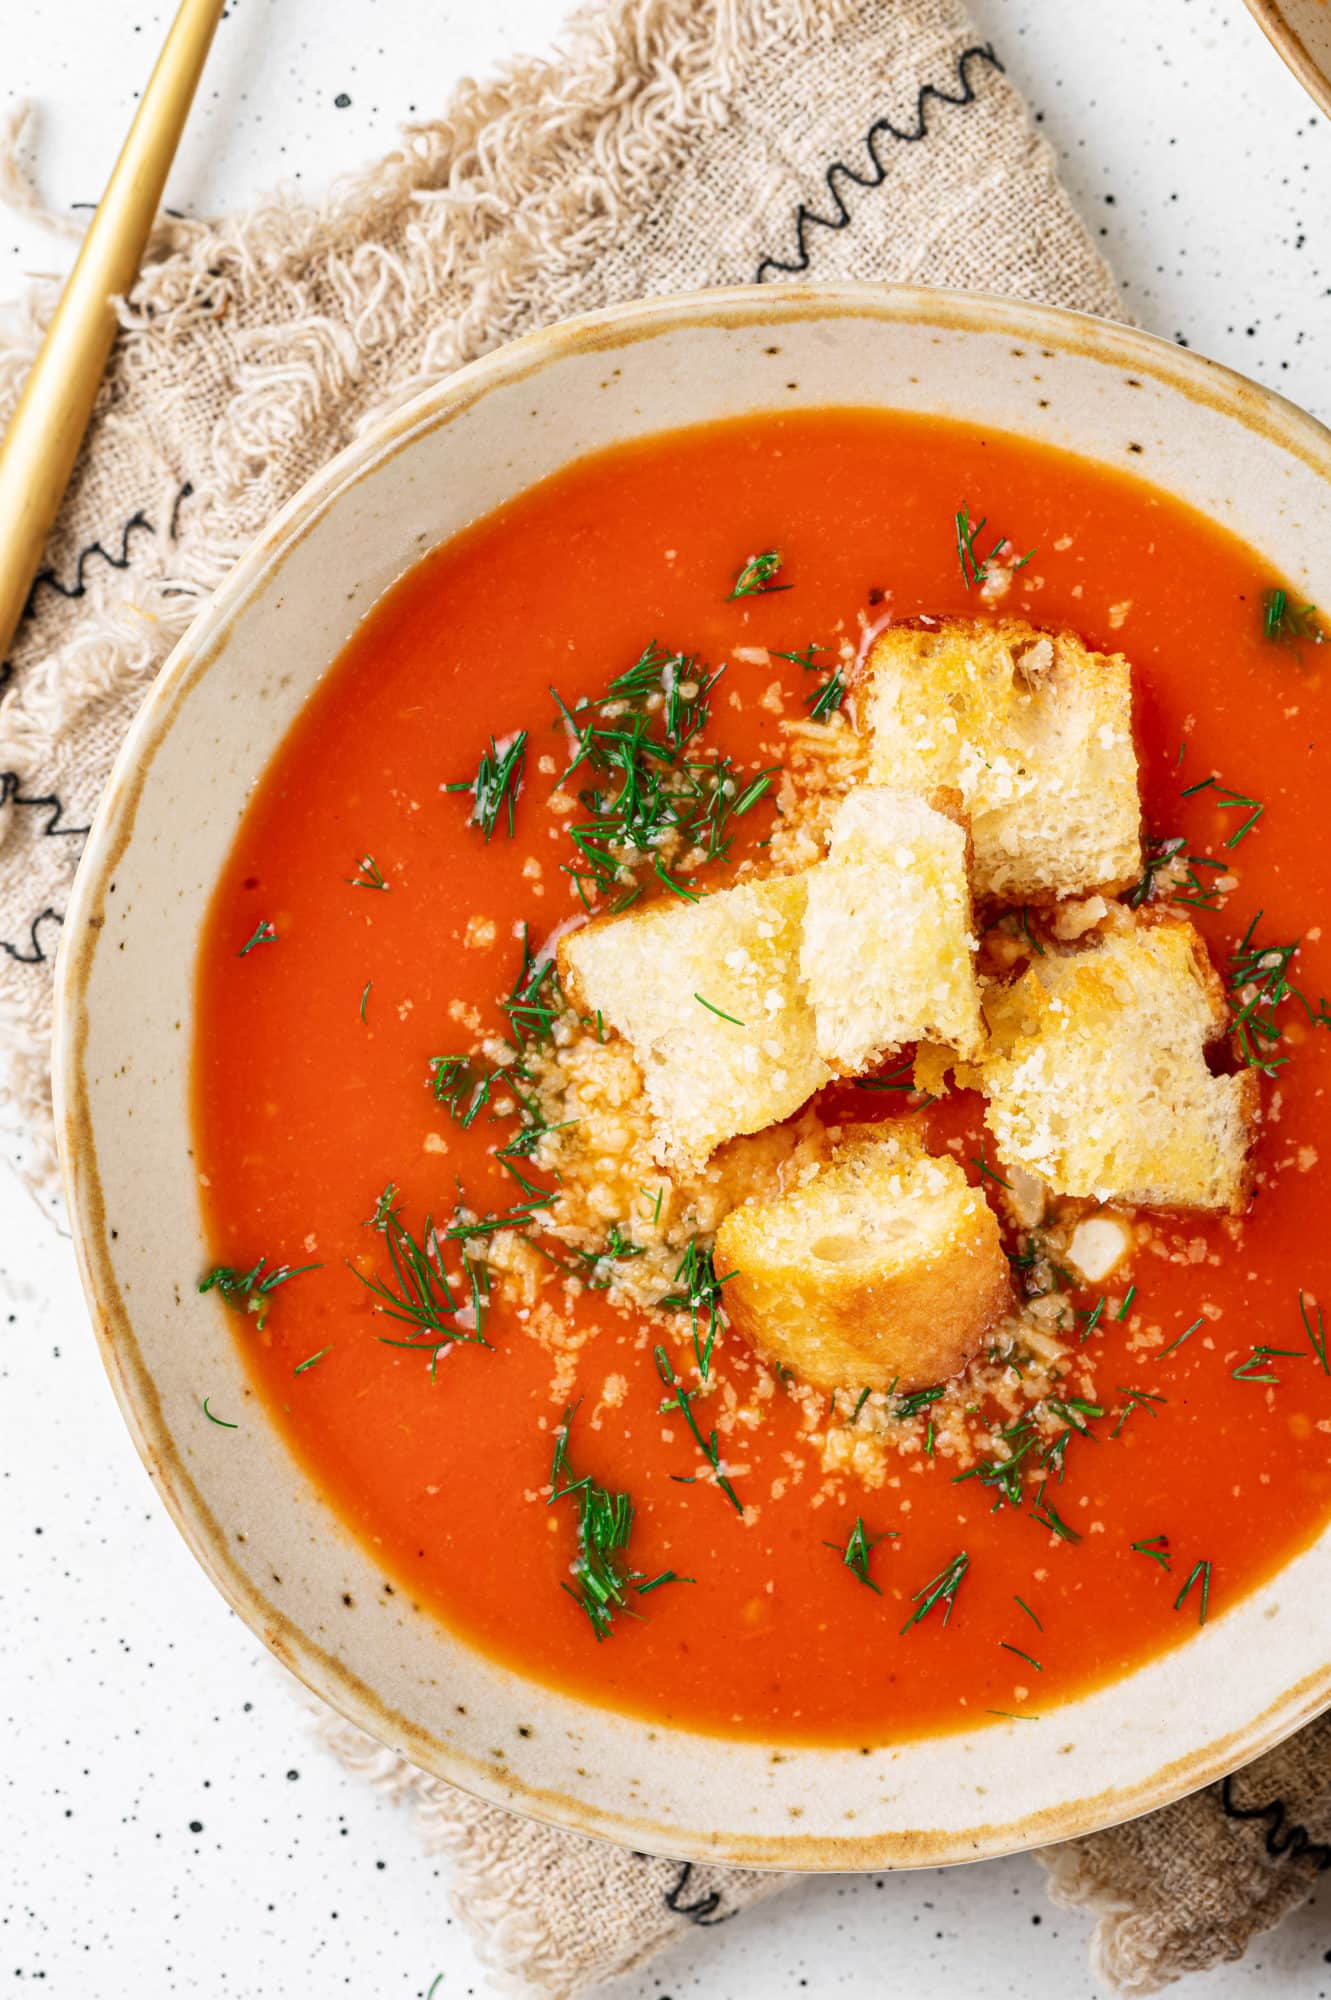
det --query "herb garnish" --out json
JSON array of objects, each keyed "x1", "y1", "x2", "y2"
[
  {"x1": 293, "y1": 1347, "x2": 332, "y2": 1376},
  {"x1": 851, "y1": 1385, "x2": 873, "y2": 1425},
  {"x1": 201, "y1": 1396, "x2": 238, "y2": 1429},
  {"x1": 1180, "y1": 775, "x2": 1264, "y2": 848},
  {"x1": 347, "y1": 853, "x2": 388, "y2": 890},
  {"x1": 1116, "y1": 1286, "x2": 1137, "y2": 1321},
  {"x1": 1174, "y1": 1558, "x2": 1212, "y2": 1624},
  {"x1": 1128, "y1": 836, "x2": 1186, "y2": 909},
  {"x1": 1231, "y1": 1343, "x2": 1302, "y2": 1385},
  {"x1": 447, "y1": 731, "x2": 527, "y2": 841},
  {"x1": 955, "y1": 504, "x2": 1033, "y2": 590},
  {"x1": 694, "y1": 993, "x2": 745, "y2": 1027},
  {"x1": 653, "y1": 1345, "x2": 743, "y2": 1513},
  {"x1": 807, "y1": 670, "x2": 847, "y2": 719},
  {"x1": 360, "y1": 980, "x2": 371, "y2": 1023},
  {"x1": 551, "y1": 642, "x2": 775, "y2": 909},
  {"x1": 1030, "y1": 1484, "x2": 1082, "y2": 1544},
  {"x1": 1261, "y1": 587, "x2": 1322, "y2": 646},
  {"x1": 660, "y1": 1240, "x2": 731, "y2": 1381},
  {"x1": 1110, "y1": 1386, "x2": 1164, "y2": 1438},
  {"x1": 970, "y1": 1146, "x2": 1011, "y2": 1190},
  {"x1": 1227, "y1": 914, "x2": 1331, "y2": 1074},
  {"x1": 727, "y1": 550, "x2": 789, "y2": 599},
  {"x1": 954, "y1": 1419, "x2": 1038, "y2": 1511},
  {"x1": 1300, "y1": 1291, "x2": 1328, "y2": 1373},
  {"x1": 502, "y1": 925, "x2": 564, "y2": 1047},
  {"x1": 1157, "y1": 1315, "x2": 1204, "y2": 1360},
  {"x1": 429, "y1": 1054, "x2": 497, "y2": 1126},
  {"x1": 1131, "y1": 1533, "x2": 1172, "y2": 1570},
  {"x1": 894, "y1": 1382, "x2": 946, "y2": 1421},
  {"x1": 1014, "y1": 1593, "x2": 1043, "y2": 1631},
  {"x1": 198, "y1": 1256, "x2": 320, "y2": 1331},
  {"x1": 549, "y1": 1405, "x2": 690, "y2": 1640},
  {"x1": 1000, "y1": 1640, "x2": 1043, "y2": 1672},
  {"x1": 237, "y1": 918, "x2": 277, "y2": 957},
  {"x1": 824, "y1": 1516, "x2": 895, "y2": 1593},
  {"x1": 900, "y1": 1551, "x2": 969, "y2": 1633},
  {"x1": 349, "y1": 1184, "x2": 490, "y2": 1376}
]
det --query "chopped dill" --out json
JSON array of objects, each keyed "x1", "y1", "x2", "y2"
[
  {"x1": 360, "y1": 979, "x2": 371, "y2": 1023},
  {"x1": 1131, "y1": 1533, "x2": 1172, "y2": 1570},
  {"x1": 347, "y1": 853, "x2": 388, "y2": 890},
  {"x1": 694, "y1": 993, "x2": 745, "y2": 1027},
  {"x1": 653, "y1": 1346, "x2": 743, "y2": 1513},
  {"x1": 900, "y1": 1550, "x2": 969, "y2": 1634},
  {"x1": 1261, "y1": 586, "x2": 1322, "y2": 646},
  {"x1": 1231, "y1": 1343, "x2": 1302, "y2": 1385},
  {"x1": 954, "y1": 1419, "x2": 1038, "y2": 1512},
  {"x1": 237, "y1": 918, "x2": 277, "y2": 957},
  {"x1": 1030, "y1": 1483, "x2": 1082, "y2": 1544},
  {"x1": 502, "y1": 925, "x2": 564, "y2": 1047},
  {"x1": 1157, "y1": 1314, "x2": 1204, "y2": 1360},
  {"x1": 1000, "y1": 1640, "x2": 1043, "y2": 1672},
  {"x1": 824, "y1": 1516, "x2": 896, "y2": 1593},
  {"x1": 293, "y1": 1347, "x2": 332, "y2": 1376},
  {"x1": 1116, "y1": 1286, "x2": 1137, "y2": 1321},
  {"x1": 1300, "y1": 1291, "x2": 1328, "y2": 1373},
  {"x1": 1174, "y1": 1558, "x2": 1212, "y2": 1624},
  {"x1": 660, "y1": 1239, "x2": 732, "y2": 1381},
  {"x1": 727, "y1": 549, "x2": 789, "y2": 599},
  {"x1": 1110, "y1": 1386, "x2": 1165, "y2": 1438},
  {"x1": 1014, "y1": 1593, "x2": 1043, "y2": 1631},
  {"x1": 201, "y1": 1396, "x2": 237, "y2": 1429},
  {"x1": 562, "y1": 1222, "x2": 646, "y2": 1291},
  {"x1": 851, "y1": 1385, "x2": 873, "y2": 1425},
  {"x1": 893, "y1": 1382, "x2": 946, "y2": 1420},
  {"x1": 987, "y1": 1709, "x2": 1040, "y2": 1722},
  {"x1": 1226, "y1": 912, "x2": 1331, "y2": 1074},
  {"x1": 970, "y1": 1146, "x2": 1011, "y2": 1190},
  {"x1": 1180, "y1": 774, "x2": 1264, "y2": 848},
  {"x1": 1128, "y1": 835, "x2": 1186, "y2": 909},
  {"x1": 854, "y1": 1060, "x2": 917, "y2": 1094},
  {"x1": 447, "y1": 731, "x2": 527, "y2": 841},
  {"x1": 1076, "y1": 1296, "x2": 1106, "y2": 1344},
  {"x1": 429, "y1": 1053, "x2": 498, "y2": 1126},
  {"x1": 806, "y1": 669, "x2": 847, "y2": 719},
  {"x1": 770, "y1": 641, "x2": 826, "y2": 670},
  {"x1": 349, "y1": 1184, "x2": 490, "y2": 1376},
  {"x1": 1017, "y1": 905, "x2": 1045, "y2": 957},
  {"x1": 955, "y1": 503, "x2": 1033, "y2": 590},
  {"x1": 198, "y1": 1256, "x2": 320, "y2": 1332},
  {"x1": 549, "y1": 1405, "x2": 690, "y2": 1639}
]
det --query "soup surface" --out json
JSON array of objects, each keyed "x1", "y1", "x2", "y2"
[{"x1": 194, "y1": 409, "x2": 1331, "y2": 1743}]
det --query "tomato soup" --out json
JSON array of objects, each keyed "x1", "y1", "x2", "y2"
[{"x1": 193, "y1": 409, "x2": 1331, "y2": 1744}]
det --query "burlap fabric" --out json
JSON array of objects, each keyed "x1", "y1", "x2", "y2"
[{"x1": 2, "y1": 0, "x2": 1327, "y2": 1992}]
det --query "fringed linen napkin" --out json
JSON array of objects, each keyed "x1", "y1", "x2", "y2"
[{"x1": 2, "y1": 0, "x2": 1327, "y2": 1991}]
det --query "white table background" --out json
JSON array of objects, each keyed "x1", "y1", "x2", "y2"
[{"x1": 5, "y1": 1, "x2": 1331, "y2": 1993}]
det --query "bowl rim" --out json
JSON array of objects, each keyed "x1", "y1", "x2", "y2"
[
  {"x1": 52, "y1": 279, "x2": 1331, "y2": 1869},
  {"x1": 1245, "y1": 0, "x2": 1331, "y2": 119}
]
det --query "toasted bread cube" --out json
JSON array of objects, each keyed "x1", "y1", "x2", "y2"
[
  {"x1": 979, "y1": 915, "x2": 1257, "y2": 1212},
  {"x1": 863, "y1": 618, "x2": 1141, "y2": 903},
  {"x1": 715, "y1": 1126, "x2": 1010, "y2": 1393},
  {"x1": 800, "y1": 786, "x2": 984, "y2": 1073},
  {"x1": 558, "y1": 875, "x2": 828, "y2": 1166}
]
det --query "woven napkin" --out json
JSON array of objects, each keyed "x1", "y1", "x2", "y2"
[{"x1": 2, "y1": 0, "x2": 1328, "y2": 1991}]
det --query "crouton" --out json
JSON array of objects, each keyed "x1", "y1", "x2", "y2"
[
  {"x1": 862, "y1": 617, "x2": 1141, "y2": 903},
  {"x1": 557, "y1": 875, "x2": 828, "y2": 1166},
  {"x1": 979, "y1": 915, "x2": 1257, "y2": 1212},
  {"x1": 715, "y1": 1125, "x2": 1010, "y2": 1393},
  {"x1": 800, "y1": 786, "x2": 985, "y2": 1073}
]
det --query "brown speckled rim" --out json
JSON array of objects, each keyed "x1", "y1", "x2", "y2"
[
  {"x1": 1245, "y1": 0, "x2": 1331, "y2": 117},
  {"x1": 52, "y1": 283, "x2": 1331, "y2": 1869}
]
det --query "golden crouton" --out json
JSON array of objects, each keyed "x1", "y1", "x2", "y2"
[
  {"x1": 800, "y1": 786, "x2": 984, "y2": 1073},
  {"x1": 979, "y1": 915, "x2": 1257, "y2": 1212},
  {"x1": 715, "y1": 1125, "x2": 1010, "y2": 1393},
  {"x1": 862, "y1": 617, "x2": 1141, "y2": 903},
  {"x1": 558, "y1": 875, "x2": 829, "y2": 1167}
]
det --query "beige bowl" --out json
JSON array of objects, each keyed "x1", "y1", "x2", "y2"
[
  {"x1": 1247, "y1": 0, "x2": 1331, "y2": 114},
  {"x1": 53, "y1": 284, "x2": 1331, "y2": 1868}
]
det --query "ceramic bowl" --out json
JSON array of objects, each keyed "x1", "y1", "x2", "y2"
[
  {"x1": 1246, "y1": 0, "x2": 1331, "y2": 115},
  {"x1": 53, "y1": 284, "x2": 1331, "y2": 1868}
]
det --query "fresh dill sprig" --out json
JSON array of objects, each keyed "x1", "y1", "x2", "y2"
[
  {"x1": 201, "y1": 1397, "x2": 238, "y2": 1429},
  {"x1": 1076, "y1": 1295, "x2": 1106, "y2": 1344},
  {"x1": 1128, "y1": 835, "x2": 1186, "y2": 908},
  {"x1": 1174, "y1": 1558, "x2": 1212, "y2": 1624},
  {"x1": 694, "y1": 993, "x2": 745, "y2": 1027},
  {"x1": 347, "y1": 853, "x2": 388, "y2": 890},
  {"x1": 806, "y1": 670, "x2": 847, "y2": 720},
  {"x1": 1110, "y1": 1385, "x2": 1164, "y2": 1438},
  {"x1": 1000, "y1": 1640, "x2": 1043, "y2": 1672},
  {"x1": 823, "y1": 1516, "x2": 895, "y2": 1593},
  {"x1": 1014, "y1": 1593, "x2": 1043, "y2": 1631},
  {"x1": 349, "y1": 1184, "x2": 490, "y2": 1376},
  {"x1": 447, "y1": 731, "x2": 527, "y2": 841},
  {"x1": 1116, "y1": 1286, "x2": 1138, "y2": 1321},
  {"x1": 955, "y1": 504, "x2": 1033, "y2": 590},
  {"x1": 198, "y1": 1256, "x2": 320, "y2": 1331},
  {"x1": 237, "y1": 918, "x2": 277, "y2": 957},
  {"x1": 1261, "y1": 586, "x2": 1322, "y2": 646},
  {"x1": 549, "y1": 1405, "x2": 690, "y2": 1639},
  {"x1": 1157, "y1": 1314, "x2": 1204, "y2": 1360},
  {"x1": 293, "y1": 1346, "x2": 332, "y2": 1376},
  {"x1": 893, "y1": 1382, "x2": 946, "y2": 1421},
  {"x1": 1041, "y1": 1397, "x2": 1102, "y2": 1481},
  {"x1": 900, "y1": 1550, "x2": 969, "y2": 1633},
  {"x1": 770, "y1": 641, "x2": 826, "y2": 670},
  {"x1": 660, "y1": 1240, "x2": 731, "y2": 1381},
  {"x1": 954, "y1": 1419, "x2": 1039, "y2": 1512},
  {"x1": 970, "y1": 1146, "x2": 1011, "y2": 1191},
  {"x1": 1300, "y1": 1291, "x2": 1329, "y2": 1373},
  {"x1": 727, "y1": 550, "x2": 789, "y2": 599},
  {"x1": 429, "y1": 1054, "x2": 499, "y2": 1126},
  {"x1": 360, "y1": 980, "x2": 372, "y2": 1023},
  {"x1": 1180, "y1": 774, "x2": 1264, "y2": 848},
  {"x1": 1131, "y1": 1532, "x2": 1172, "y2": 1570},
  {"x1": 653, "y1": 1345, "x2": 743, "y2": 1513},
  {"x1": 551, "y1": 642, "x2": 774, "y2": 909},
  {"x1": 1231, "y1": 1343, "x2": 1302, "y2": 1385},
  {"x1": 851, "y1": 1385, "x2": 873, "y2": 1425},
  {"x1": 1030, "y1": 1482, "x2": 1082, "y2": 1544},
  {"x1": 502, "y1": 924, "x2": 564, "y2": 1047},
  {"x1": 1227, "y1": 913, "x2": 1331, "y2": 1074},
  {"x1": 557, "y1": 1222, "x2": 646, "y2": 1291}
]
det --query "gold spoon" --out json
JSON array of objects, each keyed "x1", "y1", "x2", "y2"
[{"x1": 0, "y1": 0, "x2": 225, "y2": 665}]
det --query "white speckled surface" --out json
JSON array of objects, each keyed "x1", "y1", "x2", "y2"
[{"x1": 7, "y1": 0, "x2": 1331, "y2": 1992}]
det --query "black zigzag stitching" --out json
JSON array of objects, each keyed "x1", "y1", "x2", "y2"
[
  {"x1": 2, "y1": 905, "x2": 62, "y2": 966},
  {"x1": 662, "y1": 1861, "x2": 731, "y2": 1926},
  {"x1": 1219, "y1": 1773, "x2": 1331, "y2": 1872},
  {"x1": 753, "y1": 42, "x2": 1004, "y2": 283},
  {"x1": 0, "y1": 773, "x2": 90, "y2": 842},
  {"x1": 25, "y1": 508, "x2": 155, "y2": 615}
]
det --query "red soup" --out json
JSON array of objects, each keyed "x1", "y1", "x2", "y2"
[{"x1": 193, "y1": 409, "x2": 1331, "y2": 1744}]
